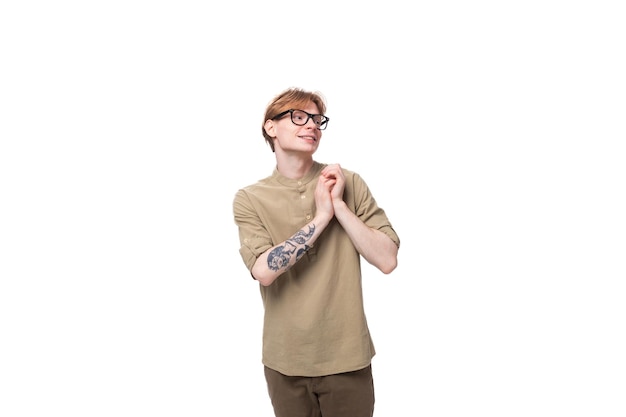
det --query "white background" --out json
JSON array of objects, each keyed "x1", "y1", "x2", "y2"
[{"x1": 1, "y1": 1, "x2": 625, "y2": 416}]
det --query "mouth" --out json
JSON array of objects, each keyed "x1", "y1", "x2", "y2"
[{"x1": 299, "y1": 135, "x2": 317, "y2": 142}]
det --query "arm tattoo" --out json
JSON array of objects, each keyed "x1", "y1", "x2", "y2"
[{"x1": 267, "y1": 225, "x2": 316, "y2": 272}]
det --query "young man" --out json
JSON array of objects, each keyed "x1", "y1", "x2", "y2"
[{"x1": 233, "y1": 87, "x2": 400, "y2": 417}]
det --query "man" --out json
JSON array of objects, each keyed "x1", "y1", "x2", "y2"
[{"x1": 233, "y1": 87, "x2": 400, "y2": 417}]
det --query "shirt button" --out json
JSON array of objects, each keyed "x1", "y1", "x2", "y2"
[{"x1": 300, "y1": 194, "x2": 306, "y2": 199}]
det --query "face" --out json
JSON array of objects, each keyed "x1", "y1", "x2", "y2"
[{"x1": 264, "y1": 101, "x2": 323, "y2": 155}]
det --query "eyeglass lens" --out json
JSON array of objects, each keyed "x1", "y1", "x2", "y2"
[{"x1": 291, "y1": 110, "x2": 328, "y2": 129}]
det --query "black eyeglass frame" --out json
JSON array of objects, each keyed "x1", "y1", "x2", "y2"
[{"x1": 272, "y1": 109, "x2": 330, "y2": 130}]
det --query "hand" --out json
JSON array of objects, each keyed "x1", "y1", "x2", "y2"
[
  {"x1": 320, "y1": 164, "x2": 345, "y2": 204},
  {"x1": 315, "y1": 172, "x2": 336, "y2": 222}
]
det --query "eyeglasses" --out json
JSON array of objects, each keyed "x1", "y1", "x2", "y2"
[{"x1": 272, "y1": 109, "x2": 330, "y2": 130}]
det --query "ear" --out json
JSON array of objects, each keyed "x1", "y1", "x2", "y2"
[{"x1": 264, "y1": 119, "x2": 276, "y2": 138}]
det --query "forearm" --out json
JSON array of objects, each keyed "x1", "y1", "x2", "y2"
[
  {"x1": 251, "y1": 215, "x2": 331, "y2": 286},
  {"x1": 333, "y1": 201, "x2": 398, "y2": 274}
]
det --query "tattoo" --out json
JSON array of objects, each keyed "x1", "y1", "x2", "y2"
[{"x1": 267, "y1": 225, "x2": 315, "y2": 271}]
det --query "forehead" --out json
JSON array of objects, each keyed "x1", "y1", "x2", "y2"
[
  {"x1": 279, "y1": 98, "x2": 317, "y2": 113},
  {"x1": 296, "y1": 100, "x2": 320, "y2": 113}
]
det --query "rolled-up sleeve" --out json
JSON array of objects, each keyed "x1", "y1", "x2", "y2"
[
  {"x1": 349, "y1": 172, "x2": 401, "y2": 249},
  {"x1": 233, "y1": 189, "x2": 274, "y2": 271}
]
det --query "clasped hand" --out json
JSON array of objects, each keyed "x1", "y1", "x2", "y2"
[{"x1": 315, "y1": 164, "x2": 345, "y2": 221}]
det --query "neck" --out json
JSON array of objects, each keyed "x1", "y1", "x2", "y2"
[{"x1": 275, "y1": 153, "x2": 314, "y2": 180}]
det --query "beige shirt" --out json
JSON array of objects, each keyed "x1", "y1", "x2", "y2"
[{"x1": 233, "y1": 161, "x2": 400, "y2": 377}]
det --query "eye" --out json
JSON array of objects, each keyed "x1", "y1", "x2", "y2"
[{"x1": 293, "y1": 112, "x2": 306, "y2": 122}]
